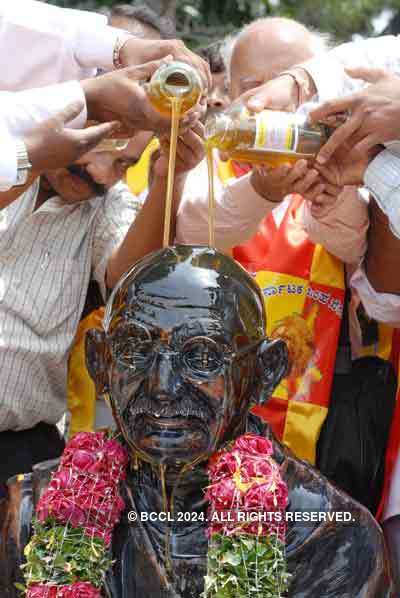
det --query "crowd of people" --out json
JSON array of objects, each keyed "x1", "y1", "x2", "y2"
[{"x1": 2, "y1": 0, "x2": 400, "y2": 590}]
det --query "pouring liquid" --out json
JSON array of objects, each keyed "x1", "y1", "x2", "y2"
[{"x1": 163, "y1": 97, "x2": 183, "y2": 248}]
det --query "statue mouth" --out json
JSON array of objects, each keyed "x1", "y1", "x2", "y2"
[{"x1": 121, "y1": 393, "x2": 217, "y2": 459}]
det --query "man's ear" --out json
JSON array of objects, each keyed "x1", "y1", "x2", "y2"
[
  {"x1": 85, "y1": 329, "x2": 110, "y2": 397},
  {"x1": 256, "y1": 339, "x2": 288, "y2": 403}
]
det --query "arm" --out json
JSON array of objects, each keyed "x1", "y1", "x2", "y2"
[
  {"x1": 302, "y1": 187, "x2": 368, "y2": 265},
  {"x1": 93, "y1": 125, "x2": 205, "y2": 292},
  {"x1": 175, "y1": 162, "x2": 273, "y2": 250},
  {"x1": 106, "y1": 174, "x2": 185, "y2": 288},
  {"x1": 0, "y1": 1, "x2": 210, "y2": 90},
  {"x1": 0, "y1": 104, "x2": 117, "y2": 200},
  {"x1": 365, "y1": 198, "x2": 400, "y2": 295}
]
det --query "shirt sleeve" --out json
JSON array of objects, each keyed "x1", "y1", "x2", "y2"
[
  {"x1": 0, "y1": 81, "x2": 87, "y2": 137},
  {"x1": 0, "y1": 1, "x2": 128, "y2": 91},
  {"x1": 176, "y1": 160, "x2": 275, "y2": 250},
  {"x1": 302, "y1": 187, "x2": 369, "y2": 264},
  {"x1": 351, "y1": 265, "x2": 400, "y2": 327},
  {"x1": 364, "y1": 149, "x2": 400, "y2": 240},
  {"x1": 299, "y1": 35, "x2": 400, "y2": 103},
  {"x1": 0, "y1": 119, "x2": 17, "y2": 191},
  {"x1": 91, "y1": 182, "x2": 141, "y2": 299}
]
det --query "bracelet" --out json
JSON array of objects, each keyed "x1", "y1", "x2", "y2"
[
  {"x1": 113, "y1": 33, "x2": 134, "y2": 69},
  {"x1": 279, "y1": 68, "x2": 314, "y2": 106},
  {"x1": 278, "y1": 72, "x2": 300, "y2": 107}
]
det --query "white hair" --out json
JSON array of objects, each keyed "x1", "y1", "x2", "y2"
[{"x1": 221, "y1": 19, "x2": 334, "y2": 82}]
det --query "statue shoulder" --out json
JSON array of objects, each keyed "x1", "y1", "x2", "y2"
[{"x1": 0, "y1": 459, "x2": 59, "y2": 597}]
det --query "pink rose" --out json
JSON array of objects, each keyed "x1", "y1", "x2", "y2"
[
  {"x1": 233, "y1": 434, "x2": 273, "y2": 457},
  {"x1": 208, "y1": 452, "x2": 237, "y2": 482},
  {"x1": 37, "y1": 490, "x2": 86, "y2": 528},
  {"x1": 240, "y1": 455, "x2": 274, "y2": 481},
  {"x1": 66, "y1": 432, "x2": 106, "y2": 452},
  {"x1": 205, "y1": 478, "x2": 238, "y2": 510},
  {"x1": 244, "y1": 483, "x2": 278, "y2": 513}
]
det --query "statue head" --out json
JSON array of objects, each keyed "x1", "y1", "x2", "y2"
[{"x1": 87, "y1": 246, "x2": 287, "y2": 468}]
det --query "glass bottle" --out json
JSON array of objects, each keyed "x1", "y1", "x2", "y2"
[
  {"x1": 146, "y1": 60, "x2": 203, "y2": 116},
  {"x1": 204, "y1": 102, "x2": 334, "y2": 166}
]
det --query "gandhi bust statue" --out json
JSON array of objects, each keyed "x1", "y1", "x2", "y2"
[{"x1": 0, "y1": 245, "x2": 392, "y2": 597}]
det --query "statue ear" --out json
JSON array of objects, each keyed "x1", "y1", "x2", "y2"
[
  {"x1": 256, "y1": 339, "x2": 288, "y2": 403},
  {"x1": 85, "y1": 329, "x2": 110, "y2": 397}
]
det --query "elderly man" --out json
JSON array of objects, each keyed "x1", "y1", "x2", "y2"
[
  {"x1": 175, "y1": 18, "x2": 370, "y2": 470},
  {"x1": 176, "y1": 18, "x2": 367, "y2": 265}
]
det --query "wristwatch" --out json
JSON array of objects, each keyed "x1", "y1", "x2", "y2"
[{"x1": 15, "y1": 139, "x2": 32, "y2": 186}]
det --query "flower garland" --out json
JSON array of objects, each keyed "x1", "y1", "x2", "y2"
[
  {"x1": 21, "y1": 431, "x2": 129, "y2": 598},
  {"x1": 21, "y1": 432, "x2": 288, "y2": 598},
  {"x1": 204, "y1": 434, "x2": 290, "y2": 597}
]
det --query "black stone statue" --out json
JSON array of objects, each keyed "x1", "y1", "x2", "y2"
[{"x1": 0, "y1": 246, "x2": 393, "y2": 597}]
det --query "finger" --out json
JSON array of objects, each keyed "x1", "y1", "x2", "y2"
[
  {"x1": 345, "y1": 66, "x2": 390, "y2": 84},
  {"x1": 246, "y1": 85, "x2": 276, "y2": 113},
  {"x1": 56, "y1": 101, "x2": 85, "y2": 125},
  {"x1": 75, "y1": 120, "x2": 121, "y2": 152},
  {"x1": 323, "y1": 182, "x2": 342, "y2": 197},
  {"x1": 303, "y1": 183, "x2": 325, "y2": 203},
  {"x1": 180, "y1": 129, "x2": 204, "y2": 155},
  {"x1": 316, "y1": 113, "x2": 363, "y2": 163},
  {"x1": 310, "y1": 96, "x2": 359, "y2": 123},
  {"x1": 125, "y1": 56, "x2": 173, "y2": 81},
  {"x1": 285, "y1": 160, "x2": 308, "y2": 185},
  {"x1": 292, "y1": 169, "x2": 320, "y2": 194},
  {"x1": 353, "y1": 134, "x2": 379, "y2": 156}
]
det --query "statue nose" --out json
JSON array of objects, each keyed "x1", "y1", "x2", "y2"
[{"x1": 148, "y1": 350, "x2": 178, "y2": 398}]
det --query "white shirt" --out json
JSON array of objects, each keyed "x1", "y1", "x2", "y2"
[
  {"x1": 0, "y1": 0, "x2": 128, "y2": 190},
  {"x1": 298, "y1": 36, "x2": 400, "y2": 328},
  {"x1": 0, "y1": 180, "x2": 138, "y2": 432}
]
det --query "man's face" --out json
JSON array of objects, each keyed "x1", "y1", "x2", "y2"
[
  {"x1": 43, "y1": 131, "x2": 153, "y2": 203},
  {"x1": 106, "y1": 282, "x2": 258, "y2": 468},
  {"x1": 76, "y1": 131, "x2": 154, "y2": 190},
  {"x1": 207, "y1": 71, "x2": 230, "y2": 116}
]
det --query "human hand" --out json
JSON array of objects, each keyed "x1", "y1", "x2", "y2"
[
  {"x1": 242, "y1": 69, "x2": 316, "y2": 113},
  {"x1": 119, "y1": 38, "x2": 212, "y2": 91},
  {"x1": 310, "y1": 67, "x2": 400, "y2": 163},
  {"x1": 251, "y1": 159, "x2": 322, "y2": 203},
  {"x1": 313, "y1": 142, "x2": 379, "y2": 188},
  {"x1": 25, "y1": 102, "x2": 119, "y2": 174},
  {"x1": 155, "y1": 122, "x2": 205, "y2": 177},
  {"x1": 82, "y1": 58, "x2": 201, "y2": 135}
]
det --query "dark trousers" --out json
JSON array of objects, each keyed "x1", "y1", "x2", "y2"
[{"x1": 0, "y1": 422, "x2": 65, "y2": 487}]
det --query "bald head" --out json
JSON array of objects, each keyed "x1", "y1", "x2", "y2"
[{"x1": 230, "y1": 17, "x2": 326, "y2": 99}]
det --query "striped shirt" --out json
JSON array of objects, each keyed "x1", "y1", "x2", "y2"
[{"x1": 0, "y1": 179, "x2": 138, "y2": 432}]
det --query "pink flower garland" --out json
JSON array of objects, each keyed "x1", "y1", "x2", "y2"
[
  {"x1": 206, "y1": 434, "x2": 288, "y2": 539},
  {"x1": 26, "y1": 432, "x2": 129, "y2": 598}
]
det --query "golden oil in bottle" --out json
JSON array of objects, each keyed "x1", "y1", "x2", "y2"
[
  {"x1": 147, "y1": 61, "x2": 203, "y2": 116},
  {"x1": 205, "y1": 103, "x2": 331, "y2": 166}
]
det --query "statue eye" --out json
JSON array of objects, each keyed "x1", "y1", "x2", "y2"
[
  {"x1": 110, "y1": 324, "x2": 153, "y2": 373},
  {"x1": 182, "y1": 339, "x2": 224, "y2": 377}
]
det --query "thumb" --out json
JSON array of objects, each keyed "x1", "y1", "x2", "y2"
[
  {"x1": 345, "y1": 66, "x2": 389, "y2": 84},
  {"x1": 124, "y1": 55, "x2": 173, "y2": 82},
  {"x1": 76, "y1": 121, "x2": 121, "y2": 152},
  {"x1": 246, "y1": 86, "x2": 271, "y2": 112},
  {"x1": 57, "y1": 100, "x2": 86, "y2": 125}
]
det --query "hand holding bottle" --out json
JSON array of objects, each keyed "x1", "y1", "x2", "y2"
[
  {"x1": 310, "y1": 67, "x2": 400, "y2": 163},
  {"x1": 81, "y1": 58, "x2": 201, "y2": 136}
]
